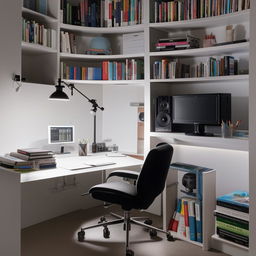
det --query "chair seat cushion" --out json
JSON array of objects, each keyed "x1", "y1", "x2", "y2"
[{"x1": 89, "y1": 181, "x2": 140, "y2": 210}]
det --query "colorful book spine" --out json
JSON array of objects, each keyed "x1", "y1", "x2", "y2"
[
  {"x1": 188, "y1": 200, "x2": 197, "y2": 241},
  {"x1": 195, "y1": 200, "x2": 202, "y2": 243}
]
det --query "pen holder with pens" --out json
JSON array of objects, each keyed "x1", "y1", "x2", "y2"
[
  {"x1": 221, "y1": 120, "x2": 241, "y2": 138},
  {"x1": 221, "y1": 125, "x2": 233, "y2": 138},
  {"x1": 79, "y1": 143, "x2": 87, "y2": 156}
]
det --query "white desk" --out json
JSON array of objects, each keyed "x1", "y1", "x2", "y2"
[{"x1": 0, "y1": 154, "x2": 143, "y2": 256}]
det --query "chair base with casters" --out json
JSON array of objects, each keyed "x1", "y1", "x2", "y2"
[
  {"x1": 78, "y1": 144, "x2": 174, "y2": 256},
  {"x1": 77, "y1": 210, "x2": 174, "y2": 256}
]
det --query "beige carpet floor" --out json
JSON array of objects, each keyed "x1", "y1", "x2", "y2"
[{"x1": 21, "y1": 206, "x2": 229, "y2": 256}]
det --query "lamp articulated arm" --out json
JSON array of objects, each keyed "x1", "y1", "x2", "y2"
[{"x1": 58, "y1": 78, "x2": 104, "y2": 113}]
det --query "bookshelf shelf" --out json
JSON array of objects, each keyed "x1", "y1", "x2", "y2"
[
  {"x1": 150, "y1": 75, "x2": 249, "y2": 83},
  {"x1": 21, "y1": 42, "x2": 57, "y2": 55},
  {"x1": 62, "y1": 79, "x2": 145, "y2": 86},
  {"x1": 150, "y1": 132, "x2": 248, "y2": 151},
  {"x1": 150, "y1": 42, "x2": 249, "y2": 57},
  {"x1": 150, "y1": 10, "x2": 250, "y2": 30},
  {"x1": 60, "y1": 23, "x2": 145, "y2": 35},
  {"x1": 212, "y1": 234, "x2": 249, "y2": 251},
  {"x1": 60, "y1": 53, "x2": 145, "y2": 60},
  {"x1": 22, "y1": 7, "x2": 58, "y2": 23}
]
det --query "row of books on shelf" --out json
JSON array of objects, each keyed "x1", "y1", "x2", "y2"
[
  {"x1": 61, "y1": 0, "x2": 142, "y2": 28},
  {"x1": 152, "y1": 56, "x2": 239, "y2": 79},
  {"x1": 22, "y1": 17, "x2": 57, "y2": 49},
  {"x1": 0, "y1": 148, "x2": 56, "y2": 172},
  {"x1": 168, "y1": 198, "x2": 202, "y2": 243},
  {"x1": 60, "y1": 59, "x2": 144, "y2": 80},
  {"x1": 215, "y1": 190, "x2": 249, "y2": 247},
  {"x1": 60, "y1": 31, "x2": 77, "y2": 54},
  {"x1": 153, "y1": 0, "x2": 250, "y2": 23},
  {"x1": 23, "y1": 0, "x2": 48, "y2": 15}
]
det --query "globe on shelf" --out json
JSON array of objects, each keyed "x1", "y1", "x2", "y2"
[{"x1": 86, "y1": 36, "x2": 112, "y2": 55}]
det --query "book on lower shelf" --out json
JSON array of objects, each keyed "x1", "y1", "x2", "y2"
[
  {"x1": 214, "y1": 190, "x2": 249, "y2": 248},
  {"x1": 60, "y1": 59, "x2": 144, "y2": 81},
  {"x1": 153, "y1": 0, "x2": 250, "y2": 23},
  {"x1": 169, "y1": 197, "x2": 202, "y2": 243}
]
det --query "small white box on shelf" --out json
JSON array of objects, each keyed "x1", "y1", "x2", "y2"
[{"x1": 122, "y1": 32, "x2": 145, "y2": 54}]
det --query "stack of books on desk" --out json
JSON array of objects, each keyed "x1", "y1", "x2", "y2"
[
  {"x1": 0, "y1": 154, "x2": 35, "y2": 172},
  {"x1": 215, "y1": 190, "x2": 249, "y2": 247},
  {"x1": 9, "y1": 148, "x2": 56, "y2": 170}
]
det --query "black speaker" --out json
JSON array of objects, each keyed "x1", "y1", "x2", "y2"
[{"x1": 155, "y1": 96, "x2": 172, "y2": 132}]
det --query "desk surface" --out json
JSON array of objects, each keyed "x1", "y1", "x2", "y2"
[{"x1": 20, "y1": 154, "x2": 143, "y2": 183}]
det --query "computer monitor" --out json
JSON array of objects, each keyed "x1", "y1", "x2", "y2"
[
  {"x1": 172, "y1": 93, "x2": 231, "y2": 136},
  {"x1": 48, "y1": 126, "x2": 75, "y2": 152}
]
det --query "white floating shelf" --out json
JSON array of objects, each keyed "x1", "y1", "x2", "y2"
[
  {"x1": 150, "y1": 10, "x2": 250, "y2": 30},
  {"x1": 62, "y1": 79, "x2": 145, "y2": 86},
  {"x1": 60, "y1": 52, "x2": 145, "y2": 60},
  {"x1": 150, "y1": 132, "x2": 248, "y2": 151},
  {"x1": 22, "y1": 42, "x2": 57, "y2": 55},
  {"x1": 60, "y1": 23, "x2": 145, "y2": 34},
  {"x1": 22, "y1": 7, "x2": 58, "y2": 23},
  {"x1": 150, "y1": 42, "x2": 249, "y2": 57},
  {"x1": 212, "y1": 234, "x2": 249, "y2": 251},
  {"x1": 150, "y1": 75, "x2": 249, "y2": 83}
]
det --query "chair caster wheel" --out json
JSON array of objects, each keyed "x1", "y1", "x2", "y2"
[
  {"x1": 103, "y1": 227, "x2": 110, "y2": 239},
  {"x1": 126, "y1": 249, "x2": 134, "y2": 256},
  {"x1": 149, "y1": 229, "x2": 157, "y2": 238},
  {"x1": 144, "y1": 219, "x2": 153, "y2": 225},
  {"x1": 98, "y1": 216, "x2": 106, "y2": 224},
  {"x1": 77, "y1": 230, "x2": 85, "y2": 242},
  {"x1": 167, "y1": 233, "x2": 175, "y2": 241}
]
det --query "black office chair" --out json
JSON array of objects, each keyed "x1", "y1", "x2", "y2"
[{"x1": 78, "y1": 143, "x2": 174, "y2": 256}]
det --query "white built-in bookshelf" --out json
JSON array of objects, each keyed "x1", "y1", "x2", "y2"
[{"x1": 20, "y1": 0, "x2": 250, "y2": 254}]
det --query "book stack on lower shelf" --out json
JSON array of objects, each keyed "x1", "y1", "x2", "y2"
[
  {"x1": 214, "y1": 190, "x2": 249, "y2": 248},
  {"x1": 169, "y1": 197, "x2": 202, "y2": 243},
  {"x1": 0, "y1": 148, "x2": 56, "y2": 172}
]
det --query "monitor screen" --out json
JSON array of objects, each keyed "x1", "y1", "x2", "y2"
[
  {"x1": 172, "y1": 94, "x2": 220, "y2": 125},
  {"x1": 48, "y1": 126, "x2": 74, "y2": 144}
]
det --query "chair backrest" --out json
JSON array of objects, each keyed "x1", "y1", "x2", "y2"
[{"x1": 136, "y1": 143, "x2": 173, "y2": 209}]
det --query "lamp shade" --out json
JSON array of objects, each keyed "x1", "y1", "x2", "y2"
[{"x1": 49, "y1": 85, "x2": 69, "y2": 101}]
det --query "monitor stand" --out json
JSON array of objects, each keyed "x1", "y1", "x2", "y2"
[
  {"x1": 55, "y1": 146, "x2": 71, "y2": 154},
  {"x1": 185, "y1": 123, "x2": 214, "y2": 137}
]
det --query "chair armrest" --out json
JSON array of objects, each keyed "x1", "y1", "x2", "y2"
[{"x1": 106, "y1": 170, "x2": 139, "y2": 181}]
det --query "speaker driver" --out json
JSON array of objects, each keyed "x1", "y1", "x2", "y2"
[{"x1": 156, "y1": 112, "x2": 171, "y2": 127}]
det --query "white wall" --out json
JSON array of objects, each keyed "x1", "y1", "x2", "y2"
[
  {"x1": 0, "y1": 83, "x2": 103, "y2": 154},
  {"x1": 102, "y1": 85, "x2": 144, "y2": 153}
]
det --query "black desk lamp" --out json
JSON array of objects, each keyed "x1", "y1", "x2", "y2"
[{"x1": 49, "y1": 78, "x2": 104, "y2": 153}]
